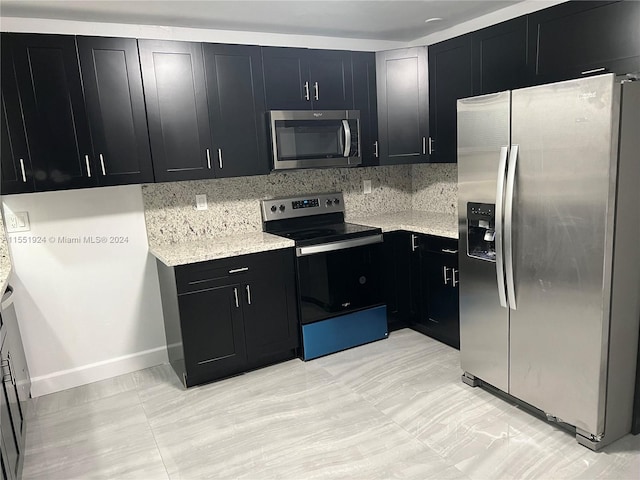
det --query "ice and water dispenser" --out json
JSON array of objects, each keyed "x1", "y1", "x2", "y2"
[{"x1": 467, "y1": 202, "x2": 496, "y2": 261}]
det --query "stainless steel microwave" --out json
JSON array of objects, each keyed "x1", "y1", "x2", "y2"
[{"x1": 269, "y1": 110, "x2": 361, "y2": 170}]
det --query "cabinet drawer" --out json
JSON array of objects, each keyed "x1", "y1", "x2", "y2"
[
  {"x1": 175, "y1": 248, "x2": 290, "y2": 294},
  {"x1": 420, "y1": 235, "x2": 459, "y2": 257}
]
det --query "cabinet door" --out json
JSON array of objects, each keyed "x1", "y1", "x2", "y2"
[
  {"x1": 9, "y1": 34, "x2": 96, "y2": 191},
  {"x1": 1, "y1": 43, "x2": 34, "y2": 195},
  {"x1": 262, "y1": 47, "x2": 311, "y2": 110},
  {"x1": 472, "y1": 17, "x2": 529, "y2": 95},
  {"x1": 428, "y1": 35, "x2": 472, "y2": 164},
  {"x1": 376, "y1": 47, "x2": 429, "y2": 165},
  {"x1": 77, "y1": 36, "x2": 154, "y2": 186},
  {"x1": 178, "y1": 285, "x2": 246, "y2": 382},
  {"x1": 203, "y1": 43, "x2": 269, "y2": 178},
  {"x1": 139, "y1": 40, "x2": 214, "y2": 182},
  {"x1": 307, "y1": 49, "x2": 354, "y2": 110},
  {"x1": 528, "y1": 0, "x2": 640, "y2": 84},
  {"x1": 352, "y1": 52, "x2": 379, "y2": 166},
  {"x1": 382, "y1": 231, "x2": 415, "y2": 331},
  {"x1": 242, "y1": 252, "x2": 298, "y2": 360},
  {"x1": 0, "y1": 384, "x2": 18, "y2": 480}
]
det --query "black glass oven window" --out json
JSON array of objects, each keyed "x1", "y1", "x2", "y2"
[
  {"x1": 275, "y1": 119, "x2": 344, "y2": 161},
  {"x1": 297, "y1": 243, "x2": 384, "y2": 324}
]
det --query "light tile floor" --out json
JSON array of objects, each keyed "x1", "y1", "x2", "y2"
[{"x1": 23, "y1": 329, "x2": 640, "y2": 479}]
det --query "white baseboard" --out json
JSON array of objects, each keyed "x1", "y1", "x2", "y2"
[{"x1": 29, "y1": 346, "x2": 169, "y2": 398}]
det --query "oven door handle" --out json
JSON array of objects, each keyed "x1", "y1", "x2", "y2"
[{"x1": 296, "y1": 234, "x2": 383, "y2": 257}]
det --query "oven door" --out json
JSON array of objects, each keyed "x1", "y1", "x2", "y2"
[
  {"x1": 270, "y1": 110, "x2": 360, "y2": 170},
  {"x1": 296, "y1": 235, "x2": 384, "y2": 325}
]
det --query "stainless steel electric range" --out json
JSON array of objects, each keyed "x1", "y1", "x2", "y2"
[{"x1": 261, "y1": 192, "x2": 388, "y2": 360}]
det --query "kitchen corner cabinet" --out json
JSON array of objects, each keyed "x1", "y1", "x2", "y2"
[
  {"x1": 262, "y1": 47, "x2": 354, "y2": 111},
  {"x1": 1, "y1": 42, "x2": 34, "y2": 195},
  {"x1": 352, "y1": 52, "x2": 379, "y2": 166},
  {"x1": 7, "y1": 33, "x2": 96, "y2": 192},
  {"x1": 471, "y1": 17, "x2": 530, "y2": 95},
  {"x1": 428, "y1": 35, "x2": 472, "y2": 164},
  {"x1": 382, "y1": 231, "x2": 416, "y2": 331},
  {"x1": 203, "y1": 43, "x2": 269, "y2": 178},
  {"x1": 139, "y1": 40, "x2": 213, "y2": 183},
  {"x1": 77, "y1": 36, "x2": 154, "y2": 185},
  {"x1": 376, "y1": 47, "x2": 429, "y2": 165},
  {"x1": 412, "y1": 234, "x2": 460, "y2": 349},
  {"x1": 156, "y1": 249, "x2": 299, "y2": 388},
  {"x1": 528, "y1": 0, "x2": 640, "y2": 84}
]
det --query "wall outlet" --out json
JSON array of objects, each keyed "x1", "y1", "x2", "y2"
[
  {"x1": 6, "y1": 211, "x2": 30, "y2": 233},
  {"x1": 195, "y1": 194, "x2": 208, "y2": 211},
  {"x1": 363, "y1": 179, "x2": 372, "y2": 194}
]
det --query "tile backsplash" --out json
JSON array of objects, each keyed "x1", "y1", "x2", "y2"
[{"x1": 142, "y1": 163, "x2": 457, "y2": 245}]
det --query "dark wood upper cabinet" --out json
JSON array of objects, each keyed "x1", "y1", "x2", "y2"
[
  {"x1": 1, "y1": 41, "x2": 35, "y2": 195},
  {"x1": 262, "y1": 47, "x2": 353, "y2": 111},
  {"x1": 352, "y1": 51, "x2": 379, "y2": 166},
  {"x1": 376, "y1": 47, "x2": 429, "y2": 165},
  {"x1": 139, "y1": 39, "x2": 214, "y2": 183},
  {"x1": 77, "y1": 36, "x2": 154, "y2": 186},
  {"x1": 306, "y1": 49, "x2": 353, "y2": 110},
  {"x1": 528, "y1": 0, "x2": 640, "y2": 84},
  {"x1": 203, "y1": 43, "x2": 270, "y2": 178},
  {"x1": 8, "y1": 33, "x2": 97, "y2": 192},
  {"x1": 428, "y1": 35, "x2": 472, "y2": 164},
  {"x1": 472, "y1": 17, "x2": 530, "y2": 95}
]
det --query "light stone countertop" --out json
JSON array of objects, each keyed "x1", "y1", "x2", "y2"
[
  {"x1": 350, "y1": 210, "x2": 459, "y2": 239},
  {"x1": 0, "y1": 257, "x2": 12, "y2": 294},
  {"x1": 149, "y1": 231, "x2": 295, "y2": 267}
]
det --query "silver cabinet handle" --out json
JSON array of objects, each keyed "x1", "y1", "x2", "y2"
[
  {"x1": 85, "y1": 155, "x2": 92, "y2": 177},
  {"x1": 581, "y1": 67, "x2": 606, "y2": 75},
  {"x1": 233, "y1": 287, "x2": 239, "y2": 308},
  {"x1": 452, "y1": 268, "x2": 459, "y2": 287},
  {"x1": 19, "y1": 158, "x2": 27, "y2": 182},
  {"x1": 99, "y1": 153, "x2": 106, "y2": 175},
  {"x1": 443, "y1": 266, "x2": 450, "y2": 285},
  {"x1": 206, "y1": 149, "x2": 211, "y2": 169},
  {"x1": 422, "y1": 137, "x2": 427, "y2": 155},
  {"x1": 304, "y1": 81, "x2": 310, "y2": 101},
  {"x1": 504, "y1": 144, "x2": 519, "y2": 310},
  {"x1": 374, "y1": 141, "x2": 379, "y2": 158},
  {"x1": 218, "y1": 148, "x2": 223, "y2": 169},
  {"x1": 342, "y1": 120, "x2": 351, "y2": 157},
  {"x1": 314, "y1": 81, "x2": 319, "y2": 100},
  {"x1": 441, "y1": 248, "x2": 458, "y2": 254},
  {"x1": 428, "y1": 137, "x2": 434, "y2": 155},
  {"x1": 228, "y1": 267, "x2": 249, "y2": 274},
  {"x1": 410, "y1": 234, "x2": 418, "y2": 252},
  {"x1": 246, "y1": 284, "x2": 251, "y2": 305},
  {"x1": 495, "y1": 146, "x2": 509, "y2": 309}
]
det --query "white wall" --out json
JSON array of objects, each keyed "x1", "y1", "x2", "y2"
[{"x1": 2, "y1": 186, "x2": 166, "y2": 397}]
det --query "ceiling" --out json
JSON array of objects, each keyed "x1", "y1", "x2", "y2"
[{"x1": 0, "y1": 1, "x2": 523, "y2": 42}]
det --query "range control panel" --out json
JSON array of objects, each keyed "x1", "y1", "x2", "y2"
[{"x1": 261, "y1": 192, "x2": 344, "y2": 221}]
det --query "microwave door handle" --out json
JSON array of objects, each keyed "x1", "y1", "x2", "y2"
[{"x1": 342, "y1": 120, "x2": 351, "y2": 157}]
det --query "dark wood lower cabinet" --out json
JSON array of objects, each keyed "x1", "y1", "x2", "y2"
[
  {"x1": 382, "y1": 231, "x2": 415, "y2": 331},
  {"x1": 156, "y1": 248, "x2": 299, "y2": 388}
]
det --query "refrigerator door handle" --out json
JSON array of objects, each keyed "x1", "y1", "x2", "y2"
[
  {"x1": 504, "y1": 144, "x2": 519, "y2": 310},
  {"x1": 495, "y1": 145, "x2": 509, "y2": 308}
]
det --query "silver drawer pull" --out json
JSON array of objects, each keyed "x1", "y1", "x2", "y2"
[
  {"x1": 581, "y1": 67, "x2": 606, "y2": 75},
  {"x1": 443, "y1": 266, "x2": 450, "y2": 285},
  {"x1": 229, "y1": 267, "x2": 249, "y2": 274},
  {"x1": 453, "y1": 268, "x2": 459, "y2": 287},
  {"x1": 442, "y1": 248, "x2": 458, "y2": 254}
]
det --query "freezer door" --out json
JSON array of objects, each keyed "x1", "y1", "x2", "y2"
[
  {"x1": 457, "y1": 91, "x2": 510, "y2": 392},
  {"x1": 508, "y1": 74, "x2": 618, "y2": 436}
]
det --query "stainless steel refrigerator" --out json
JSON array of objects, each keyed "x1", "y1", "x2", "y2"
[{"x1": 457, "y1": 74, "x2": 640, "y2": 450}]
